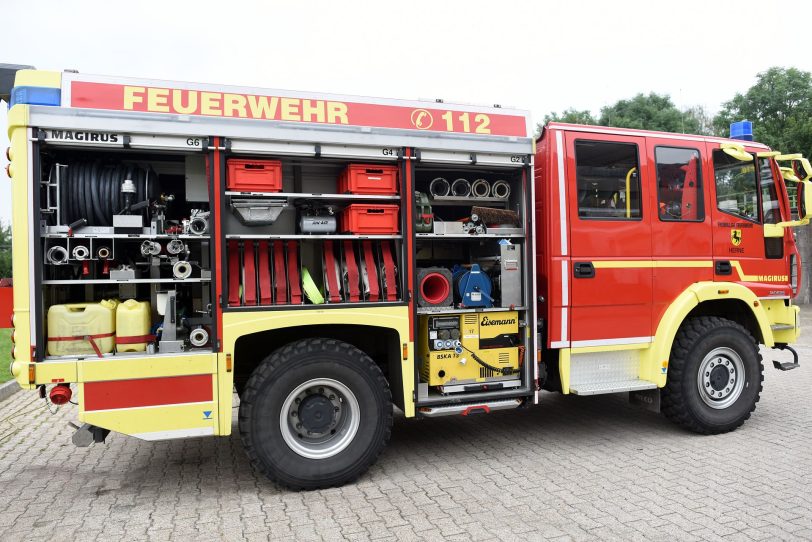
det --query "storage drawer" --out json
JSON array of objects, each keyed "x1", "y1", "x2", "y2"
[
  {"x1": 339, "y1": 164, "x2": 398, "y2": 194},
  {"x1": 227, "y1": 159, "x2": 283, "y2": 192},
  {"x1": 341, "y1": 204, "x2": 400, "y2": 234}
]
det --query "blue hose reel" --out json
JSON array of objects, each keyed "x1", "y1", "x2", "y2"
[{"x1": 452, "y1": 264, "x2": 494, "y2": 308}]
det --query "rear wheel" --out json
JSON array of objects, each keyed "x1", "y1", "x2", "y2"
[
  {"x1": 661, "y1": 316, "x2": 763, "y2": 434},
  {"x1": 239, "y1": 338, "x2": 392, "y2": 489}
]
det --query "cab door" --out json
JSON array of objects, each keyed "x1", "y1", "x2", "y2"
[
  {"x1": 708, "y1": 144, "x2": 793, "y2": 298},
  {"x1": 565, "y1": 132, "x2": 653, "y2": 345},
  {"x1": 647, "y1": 141, "x2": 714, "y2": 327}
]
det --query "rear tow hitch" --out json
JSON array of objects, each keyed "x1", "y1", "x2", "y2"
[{"x1": 772, "y1": 344, "x2": 800, "y2": 371}]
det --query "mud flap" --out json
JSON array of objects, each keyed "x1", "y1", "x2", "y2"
[{"x1": 629, "y1": 388, "x2": 661, "y2": 413}]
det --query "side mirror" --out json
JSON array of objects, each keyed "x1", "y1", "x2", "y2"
[
  {"x1": 793, "y1": 158, "x2": 812, "y2": 181},
  {"x1": 799, "y1": 179, "x2": 812, "y2": 221}
]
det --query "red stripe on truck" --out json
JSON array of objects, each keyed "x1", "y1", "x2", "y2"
[{"x1": 83, "y1": 374, "x2": 213, "y2": 411}]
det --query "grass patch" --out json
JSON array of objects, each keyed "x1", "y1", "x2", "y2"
[{"x1": 0, "y1": 329, "x2": 11, "y2": 383}]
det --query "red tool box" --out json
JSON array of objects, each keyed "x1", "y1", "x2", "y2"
[
  {"x1": 339, "y1": 164, "x2": 398, "y2": 194},
  {"x1": 227, "y1": 159, "x2": 283, "y2": 192},
  {"x1": 340, "y1": 204, "x2": 400, "y2": 234}
]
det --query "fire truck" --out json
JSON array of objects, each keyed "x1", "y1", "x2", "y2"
[{"x1": 2, "y1": 65, "x2": 810, "y2": 489}]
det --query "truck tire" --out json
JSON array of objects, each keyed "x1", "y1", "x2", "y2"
[
  {"x1": 238, "y1": 338, "x2": 392, "y2": 490},
  {"x1": 661, "y1": 316, "x2": 763, "y2": 434}
]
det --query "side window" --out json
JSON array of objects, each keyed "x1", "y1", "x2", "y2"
[
  {"x1": 759, "y1": 158, "x2": 781, "y2": 224},
  {"x1": 575, "y1": 140, "x2": 641, "y2": 219},
  {"x1": 656, "y1": 147, "x2": 704, "y2": 221},
  {"x1": 713, "y1": 149, "x2": 758, "y2": 222}
]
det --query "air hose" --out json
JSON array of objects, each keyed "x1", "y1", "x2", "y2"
[{"x1": 60, "y1": 161, "x2": 154, "y2": 226}]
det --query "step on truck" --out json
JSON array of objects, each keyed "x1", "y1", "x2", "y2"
[{"x1": 2, "y1": 65, "x2": 810, "y2": 489}]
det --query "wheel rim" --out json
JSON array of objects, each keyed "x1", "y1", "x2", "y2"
[
  {"x1": 696, "y1": 347, "x2": 746, "y2": 409},
  {"x1": 279, "y1": 378, "x2": 360, "y2": 459}
]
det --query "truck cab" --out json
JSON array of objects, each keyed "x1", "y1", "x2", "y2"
[{"x1": 535, "y1": 122, "x2": 809, "y2": 432}]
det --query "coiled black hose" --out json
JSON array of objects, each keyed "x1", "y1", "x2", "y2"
[{"x1": 59, "y1": 161, "x2": 153, "y2": 226}]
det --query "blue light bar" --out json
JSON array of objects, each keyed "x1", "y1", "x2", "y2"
[
  {"x1": 730, "y1": 120, "x2": 753, "y2": 141},
  {"x1": 9, "y1": 86, "x2": 61, "y2": 108}
]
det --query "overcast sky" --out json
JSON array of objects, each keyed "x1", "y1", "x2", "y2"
[{"x1": 2, "y1": 0, "x2": 811, "y2": 223}]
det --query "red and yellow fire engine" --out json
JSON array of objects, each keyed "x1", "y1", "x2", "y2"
[{"x1": 2, "y1": 64, "x2": 810, "y2": 489}]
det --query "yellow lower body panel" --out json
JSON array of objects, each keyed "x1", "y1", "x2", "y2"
[
  {"x1": 80, "y1": 398, "x2": 218, "y2": 441},
  {"x1": 221, "y1": 306, "x2": 413, "y2": 427},
  {"x1": 76, "y1": 359, "x2": 220, "y2": 440}
]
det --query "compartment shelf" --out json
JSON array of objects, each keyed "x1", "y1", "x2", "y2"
[
  {"x1": 42, "y1": 233, "x2": 209, "y2": 240},
  {"x1": 416, "y1": 306, "x2": 526, "y2": 315},
  {"x1": 225, "y1": 191, "x2": 400, "y2": 201},
  {"x1": 42, "y1": 278, "x2": 211, "y2": 285},
  {"x1": 44, "y1": 349, "x2": 214, "y2": 361},
  {"x1": 429, "y1": 196, "x2": 509, "y2": 206},
  {"x1": 226, "y1": 234, "x2": 401, "y2": 240},
  {"x1": 227, "y1": 301, "x2": 405, "y2": 311},
  {"x1": 416, "y1": 233, "x2": 524, "y2": 239}
]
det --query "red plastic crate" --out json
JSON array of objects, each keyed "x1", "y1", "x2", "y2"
[
  {"x1": 227, "y1": 159, "x2": 283, "y2": 192},
  {"x1": 341, "y1": 204, "x2": 400, "y2": 234},
  {"x1": 339, "y1": 164, "x2": 398, "y2": 194}
]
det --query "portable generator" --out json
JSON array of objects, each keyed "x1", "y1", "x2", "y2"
[{"x1": 418, "y1": 311, "x2": 521, "y2": 392}]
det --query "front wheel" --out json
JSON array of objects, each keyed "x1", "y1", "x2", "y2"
[
  {"x1": 239, "y1": 338, "x2": 392, "y2": 489},
  {"x1": 661, "y1": 316, "x2": 763, "y2": 434}
]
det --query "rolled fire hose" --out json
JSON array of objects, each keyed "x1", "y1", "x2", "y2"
[
  {"x1": 471, "y1": 178, "x2": 490, "y2": 198},
  {"x1": 429, "y1": 177, "x2": 451, "y2": 197},
  {"x1": 491, "y1": 180, "x2": 511, "y2": 199},
  {"x1": 451, "y1": 178, "x2": 471, "y2": 197},
  {"x1": 61, "y1": 161, "x2": 155, "y2": 226}
]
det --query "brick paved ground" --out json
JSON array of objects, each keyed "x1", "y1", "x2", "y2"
[{"x1": 2, "y1": 312, "x2": 812, "y2": 541}]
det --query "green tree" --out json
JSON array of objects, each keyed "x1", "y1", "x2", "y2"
[
  {"x1": 536, "y1": 108, "x2": 597, "y2": 134},
  {"x1": 539, "y1": 95, "x2": 713, "y2": 136},
  {"x1": 0, "y1": 223, "x2": 10, "y2": 278},
  {"x1": 683, "y1": 105, "x2": 714, "y2": 136},
  {"x1": 713, "y1": 67, "x2": 812, "y2": 157},
  {"x1": 598, "y1": 92, "x2": 705, "y2": 134}
]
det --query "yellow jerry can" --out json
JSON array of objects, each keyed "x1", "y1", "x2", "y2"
[
  {"x1": 47, "y1": 299, "x2": 118, "y2": 356},
  {"x1": 116, "y1": 299, "x2": 152, "y2": 353}
]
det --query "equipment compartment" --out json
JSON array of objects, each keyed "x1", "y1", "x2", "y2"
[
  {"x1": 412, "y1": 160, "x2": 531, "y2": 401},
  {"x1": 36, "y1": 147, "x2": 216, "y2": 359},
  {"x1": 222, "y1": 155, "x2": 401, "y2": 237},
  {"x1": 221, "y1": 153, "x2": 404, "y2": 309}
]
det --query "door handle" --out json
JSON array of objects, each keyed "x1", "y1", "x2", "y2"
[
  {"x1": 573, "y1": 262, "x2": 595, "y2": 278},
  {"x1": 715, "y1": 260, "x2": 732, "y2": 275}
]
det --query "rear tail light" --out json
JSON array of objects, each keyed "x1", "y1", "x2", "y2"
[{"x1": 790, "y1": 253, "x2": 798, "y2": 296}]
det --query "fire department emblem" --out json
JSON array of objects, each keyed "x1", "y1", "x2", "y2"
[
  {"x1": 410, "y1": 109, "x2": 433, "y2": 130},
  {"x1": 731, "y1": 229, "x2": 742, "y2": 246}
]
